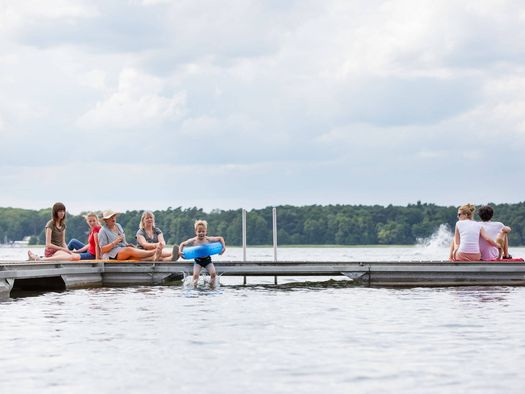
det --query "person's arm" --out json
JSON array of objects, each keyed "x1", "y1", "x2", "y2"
[
  {"x1": 480, "y1": 227, "x2": 499, "y2": 247},
  {"x1": 94, "y1": 233, "x2": 100, "y2": 260},
  {"x1": 117, "y1": 224, "x2": 132, "y2": 247},
  {"x1": 98, "y1": 230, "x2": 112, "y2": 255},
  {"x1": 207, "y1": 236, "x2": 226, "y2": 254},
  {"x1": 136, "y1": 234, "x2": 156, "y2": 250},
  {"x1": 502, "y1": 225, "x2": 512, "y2": 233},
  {"x1": 157, "y1": 232, "x2": 166, "y2": 247},
  {"x1": 98, "y1": 230, "x2": 124, "y2": 255},
  {"x1": 179, "y1": 237, "x2": 195, "y2": 253},
  {"x1": 74, "y1": 244, "x2": 89, "y2": 253},
  {"x1": 449, "y1": 225, "x2": 460, "y2": 260},
  {"x1": 45, "y1": 227, "x2": 70, "y2": 253},
  {"x1": 61, "y1": 228, "x2": 74, "y2": 254}
]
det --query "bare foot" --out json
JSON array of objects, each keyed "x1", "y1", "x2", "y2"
[
  {"x1": 28, "y1": 250, "x2": 40, "y2": 262},
  {"x1": 153, "y1": 244, "x2": 163, "y2": 261}
]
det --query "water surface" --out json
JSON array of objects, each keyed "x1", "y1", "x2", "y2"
[{"x1": 1, "y1": 246, "x2": 525, "y2": 393}]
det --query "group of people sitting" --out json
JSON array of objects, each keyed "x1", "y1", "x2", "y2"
[
  {"x1": 27, "y1": 204, "x2": 177, "y2": 262},
  {"x1": 27, "y1": 202, "x2": 226, "y2": 286},
  {"x1": 449, "y1": 204, "x2": 512, "y2": 261}
]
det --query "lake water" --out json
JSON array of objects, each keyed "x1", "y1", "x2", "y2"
[{"x1": 1, "y1": 244, "x2": 525, "y2": 393}]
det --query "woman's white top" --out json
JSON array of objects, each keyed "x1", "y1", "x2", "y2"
[{"x1": 456, "y1": 219, "x2": 482, "y2": 253}]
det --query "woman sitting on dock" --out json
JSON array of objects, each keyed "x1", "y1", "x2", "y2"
[
  {"x1": 67, "y1": 212, "x2": 101, "y2": 260},
  {"x1": 98, "y1": 210, "x2": 162, "y2": 261},
  {"x1": 28, "y1": 202, "x2": 81, "y2": 262},
  {"x1": 136, "y1": 210, "x2": 174, "y2": 261},
  {"x1": 449, "y1": 203, "x2": 499, "y2": 261}
]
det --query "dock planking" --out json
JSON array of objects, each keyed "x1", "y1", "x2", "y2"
[{"x1": 1, "y1": 260, "x2": 525, "y2": 299}]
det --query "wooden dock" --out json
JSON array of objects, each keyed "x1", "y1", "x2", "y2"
[{"x1": 1, "y1": 260, "x2": 525, "y2": 299}]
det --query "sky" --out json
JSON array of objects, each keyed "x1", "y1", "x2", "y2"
[{"x1": 1, "y1": 0, "x2": 524, "y2": 214}]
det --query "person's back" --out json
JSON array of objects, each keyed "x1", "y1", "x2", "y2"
[
  {"x1": 479, "y1": 221, "x2": 504, "y2": 260},
  {"x1": 456, "y1": 220, "x2": 482, "y2": 253},
  {"x1": 478, "y1": 205, "x2": 512, "y2": 260}
]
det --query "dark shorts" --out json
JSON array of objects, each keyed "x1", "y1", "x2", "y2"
[{"x1": 195, "y1": 256, "x2": 212, "y2": 267}]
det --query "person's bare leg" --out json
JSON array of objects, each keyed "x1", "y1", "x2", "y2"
[
  {"x1": 498, "y1": 231, "x2": 510, "y2": 258},
  {"x1": 153, "y1": 244, "x2": 163, "y2": 261},
  {"x1": 116, "y1": 247, "x2": 156, "y2": 261},
  {"x1": 39, "y1": 250, "x2": 81, "y2": 262},
  {"x1": 159, "y1": 248, "x2": 172, "y2": 261},
  {"x1": 449, "y1": 239, "x2": 458, "y2": 261},
  {"x1": 193, "y1": 264, "x2": 202, "y2": 286},
  {"x1": 503, "y1": 233, "x2": 509, "y2": 257},
  {"x1": 207, "y1": 263, "x2": 217, "y2": 288}
]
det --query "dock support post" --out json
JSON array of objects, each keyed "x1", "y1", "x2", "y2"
[
  {"x1": 242, "y1": 208, "x2": 247, "y2": 286},
  {"x1": 0, "y1": 278, "x2": 14, "y2": 300},
  {"x1": 273, "y1": 207, "x2": 277, "y2": 285}
]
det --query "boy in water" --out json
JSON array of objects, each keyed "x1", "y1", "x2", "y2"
[{"x1": 179, "y1": 220, "x2": 226, "y2": 287}]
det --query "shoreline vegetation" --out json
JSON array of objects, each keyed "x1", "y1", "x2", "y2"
[{"x1": 1, "y1": 202, "x2": 524, "y2": 247}]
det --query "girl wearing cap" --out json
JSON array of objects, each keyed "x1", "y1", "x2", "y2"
[
  {"x1": 28, "y1": 202, "x2": 81, "y2": 262},
  {"x1": 449, "y1": 203, "x2": 499, "y2": 261},
  {"x1": 136, "y1": 211, "x2": 174, "y2": 261},
  {"x1": 98, "y1": 210, "x2": 162, "y2": 261},
  {"x1": 67, "y1": 212, "x2": 101, "y2": 260}
]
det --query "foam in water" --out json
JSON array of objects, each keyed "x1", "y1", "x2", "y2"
[
  {"x1": 416, "y1": 224, "x2": 453, "y2": 250},
  {"x1": 183, "y1": 274, "x2": 220, "y2": 289}
]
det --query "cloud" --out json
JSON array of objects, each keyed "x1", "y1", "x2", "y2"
[
  {"x1": 77, "y1": 68, "x2": 186, "y2": 129},
  {"x1": 1, "y1": 0, "x2": 525, "y2": 211}
]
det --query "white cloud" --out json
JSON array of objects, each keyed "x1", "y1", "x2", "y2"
[
  {"x1": 78, "y1": 68, "x2": 186, "y2": 129},
  {"x1": 0, "y1": 0, "x2": 98, "y2": 31},
  {"x1": 79, "y1": 69, "x2": 107, "y2": 91},
  {"x1": 1, "y1": 0, "x2": 525, "y2": 210}
]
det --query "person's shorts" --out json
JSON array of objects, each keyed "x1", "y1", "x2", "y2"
[
  {"x1": 454, "y1": 251, "x2": 481, "y2": 261},
  {"x1": 44, "y1": 248, "x2": 57, "y2": 258},
  {"x1": 195, "y1": 256, "x2": 212, "y2": 267}
]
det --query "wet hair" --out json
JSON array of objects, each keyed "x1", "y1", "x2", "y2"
[
  {"x1": 478, "y1": 205, "x2": 494, "y2": 222},
  {"x1": 194, "y1": 219, "x2": 208, "y2": 231},
  {"x1": 139, "y1": 210, "x2": 155, "y2": 229},
  {"x1": 458, "y1": 203, "x2": 476, "y2": 219},
  {"x1": 52, "y1": 202, "x2": 66, "y2": 226}
]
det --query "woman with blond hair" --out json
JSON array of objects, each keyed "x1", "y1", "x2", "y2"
[
  {"x1": 136, "y1": 210, "x2": 174, "y2": 261},
  {"x1": 67, "y1": 212, "x2": 102, "y2": 260},
  {"x1": 98, "y1": 210, "x2": 162, "y2": 261},
  {"x1": 449, "y1": 203, "x2": 499, "y2": 261}
]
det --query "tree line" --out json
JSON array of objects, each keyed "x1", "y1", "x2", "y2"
[{"x1": 1, "y1": 202, "x2": 524, "y2": 246}]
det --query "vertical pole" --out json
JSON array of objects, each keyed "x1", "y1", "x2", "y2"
[
  {"x1": 242, "y1": 208, "x2": 247, "y2": 286},
  {"x1": 273, "y1": 207, "x2": 277, "y2": 285}
]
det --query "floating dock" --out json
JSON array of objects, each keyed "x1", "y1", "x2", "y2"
[{"x1": 1, "y1": 260, "x2": 525, "y2": 299}]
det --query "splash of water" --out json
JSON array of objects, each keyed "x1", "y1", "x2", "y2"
[
  {"x1": 416, "y1": 224, "x2": 453, "y2": 250},
  {"x1": 182, "y1": 274, "x2": 220, "y2": 290}
]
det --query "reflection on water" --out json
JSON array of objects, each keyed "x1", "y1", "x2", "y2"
[{"x1": 1, "y1": 246, "x2": 525, "y2": 394}]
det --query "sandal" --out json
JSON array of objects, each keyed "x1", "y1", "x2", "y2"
[{"x1": 171, "y1": 244, "x2": 179, "y2": 262}]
